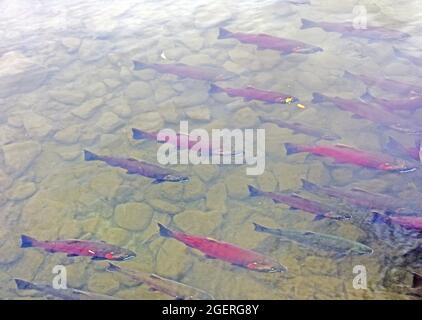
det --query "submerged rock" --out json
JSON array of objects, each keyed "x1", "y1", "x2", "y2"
[
  {"x1": 6, "y1": 181, "x2": 37, "y2": 201},
  {"x1": 206, "y1": 182, "x2": 227, "y2": 211},
  {"x1": 53, "y1": 125, "x2": 82, "y2": 144},
  {"x1": 114, "y1": 202, "x2": 153, "y2": 231},
  {"x1": 87, "y1": 272, "x2": 120, "y2": 295},
  {"x1": 49, "y1": 90, "x2": 87, "y2": 105},
  {"x1": 96, "y1": 112, "x2": 124, "y2": 133},
  {"x1": 126, "y1": 81, "x2": 152, "y2": 100},
  {"x1": 71, "y1": 98, "x2": 103, "y2": 119},
  {"x1": 185, "y1": 106, "x2": 211, "y2": 121},
  {"x1": 22, "y1": 112, "x2": 53, "y2": 138},
  {"x1": 61, "y1": 37, "x2": 81, "y2": 53},
  {"x1": 174, "y1": 209, "x2": 222, "y2": 235},
  {"x1": 1, "y1": 141, "x2": 42, "y2": 176}
]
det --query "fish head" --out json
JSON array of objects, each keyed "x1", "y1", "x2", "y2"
[
  {"x1": 378, "y1": 160, "x2": 414, "y2": 172},
  {"x1": 279, "y1": 96, "x2": 299, "y2": 104},
  {"x1": 351, "y1": 245, "x2": 373, "y2": 256},
  {"x1": 246, "y1": 260, "x2": 287, "y2": 273},
  {"x1": 292, "y1": 45, "x2": 323, "y2": 54},
  {"x1": 105, "y1": 249, "x2": 136, "y2": 261},
  {"x1": 164, "y1": 174, "x2": 190, "y2": 183}
]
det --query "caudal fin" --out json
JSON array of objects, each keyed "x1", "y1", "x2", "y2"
[
  {"x1": 284, "y1": 143, "x2": 302, "y2": 156},
  {"x1": 133, "y1": 60, "x2": 147, "y2": 70},
  {"x1": 411, "y1": 272, "x2": 422, "y2": 289},
  {"x1": 84, "y1": 150, "x2": 99, "y2": 161},
  {"x1": 158, "y1": 223, "x2": 174, "y2": 238},
  {"x1": 311, "y1": 92, "x2": 326, "y2": 104},
  {"x1": 359, "y1": 91, "x2": 375, "y2": 103},
  {"x1": 132, "y1": 128, "x2": 150, "y2": 140},
  {"x1": 392, "y1": 46, "x2": 405, "y2": 59},
  {"x1": 14, "y1": 279, "x2": 35, "y2": 290},
  {"x1": 343, "y1": 70, "x2": 355, "y2": 80},
  {"x1": 248, "y1": 185, "x2": 263, "y2": 197},
  {"x1": 371, "y1": 212, "x2": 389, "y2": 224},
  {"x1": 209, "y1": 83, "x2": 223, "y2": 94},
  {"x1": 301, "y1": 18, "x2": 317, "y2": 29},
  {"x1": 20, "y1": 235, "x2": 37, "y2": 248},
  {"x1": 301, "y1": 179, "x2": 319, "y2": 193},
  {"x1": 252, "y1": 222, "x2": 266, "y2": 233},
  {"x1": 218, "y1": 27, "x2": 233, "y2": 39},
  {"x1": 106, "y1": 262, "x2": 121, "y2": 273}
]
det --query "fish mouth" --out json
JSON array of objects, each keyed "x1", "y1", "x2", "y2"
[
  {"x1": 120, "y1": 255, "x2": 136, "y2": 261},
  {"x1": 293, "y1": 46, "x2": 323, "y2": 54}
]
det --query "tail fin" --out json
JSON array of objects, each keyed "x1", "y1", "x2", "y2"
[
  {"x1": 209, "y1": 84, "x2": 223, "y2": 94},
  {"x1": 252, "y1": 222, "x2": 266, "y2": 233},
  {"x1": 360, "y1": 91, "x2": 375, "y2": 103},
  {"x1": 411, "y1": 272, "x2": 422, "y2": 289},
  {"x1": 301, "y1": 18, "x2": 317, "y2": 29},
  {"x1": 132, "y1": 128, "x2": 151, "y2": 140},
  {"x1": 301, "y1": 179, "x2": 319, "y2": 193},
  {"x1": 392, "y1": 46, "x2": 404, "y2": 59},
  {"x1": 218, "y1": 27, "x2": 232, "y2": 39},
  {"x1": 343, "y1": 70, "x2": 355, "y2": 80},
  {"x1": 20, "y1": 235, "x2": 36, "y2": 248},
  {"x1": 311, "y1": 92, "x2": 326, "y2": 104},
  {"x1": 248, "y1": 185, "x2": 263, "y2": 197},
  {"x1": 284, "y1": 143, "x2": 302, "y2": 156},
  {"x1": 83, "y1": 150, "x2": 99, "y2": 161},
  {"x1": 133, "y1": 60, "x2": 147, "y2": 70},
  {"x1": 106, "y1": 262, "x2": 121, "y2": 273},
  {"x1": 158, "y1": 223, "x2": 174, "y2": 238},
  {"x1": 14, "y1": 279, "x2": 35, "y2": 290},
  {"x1": 371, "y1": 211, "x2": 389, "y2": 224}
]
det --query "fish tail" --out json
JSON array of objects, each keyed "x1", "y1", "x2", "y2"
[
  {"x1": 218, "y1": 27, "x2": 232, "y2": 39},
  {"x1": 83, "y1": 150, "x2": 99, "y2": 161},
  {"x1": 392, "y1": 46, "x2": 404, "y2": 59},
  {"x1": 248, "y1": 185, "x2": 263, "y2": 197},
  {"x1": 371, "y1": 211, "x2": 389, "y2": 224},
  {"x1": 133, "y1": 60, "x2": 147, "y2": 70},
  {"x1": 252, "y1": 222, "x2": 266, "y2": 233},
  {"x1": 386, "y1": 136, "x2": 404, "y2": 153},
  {"x1": 411, "y1": 272, "x2": 422, "y2": 289},
  {"x1": 158, "y1": 223, "x2": 174, "y2": 238},
  {"x1": 20, "y1": 234, "x2": 37, "y2": 248},
  {"x1": 284, "y1": 143, "x2": 302, "y2": 156},
  {"x1": 359, "y1": 90, "x2": 374, "y2": 103},
  {"x1": 343, "y1": 70, "x2": 354, "y2": 80},
  {"x1": 301, "y1": 179, "x2": 319, "y2": 193},
  {"x1": 106, "y1": 262, "x2": 121, "y2": 273},
  {"x1": 300, "y1": 18, "x2": 317, "y2": 29},
  {"x1": 14, "y1": 278, "x2": 35, "y2": 290},
  {"x1": 209, "y1": 83, "x2": 223, "y2": 94},
  {"x1": 311, "y1": 92, "x2": 326, "y2": 104},
  {"x1": 132, "y1": 128, "x2": 150, "y2": 140}
]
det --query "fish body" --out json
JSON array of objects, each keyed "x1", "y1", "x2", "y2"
[
  {"x1": 344, "y1": 71, "x2": 422, "y2": 96},
  {"x1": 20, "y1": 235, "x2": 135, "y2": 261},
  {"x1": 373, "y1": 212, "x2": 422, "y2": 231},
  {"x1": 14, "y1": 279, "x2": 119, "y2": 300},
  {"x1": 361, "y1": 91, "x2": 422, "y2": 112},
  {"x1": 218, "y1": 27, "x2": 322, "y2": 54},
  {"x1": 312, "y1": 92, "x2": 422, "y2": 135},
  {"x1": 253, "y1": 223, "x2": 373, "y2": 256},
  {"x1": 393, "y1": 47, "x2": 422, "y2": 67},
  {"x1": 84, "y1": 150, "x2": 189, "y2": 183},
  {"x1": 248, "y1": 185, "x2": 351, "y2": 220},
  {"x1": 301, "y1": 19, "x2": 410, "y2": 41},
  {"x1": 132, "y1": 61, "x2": 235, "y2": 81},
  {"x1": 107, "y1": 263, "x2": 214, "y2": 300},
  {"x1": 157, "y1": 223, "x2": 286, "y2": 273},
  {"x1": 301, "y1": 179, "x2": 416, "y2": 214},
  {"x1": 285, "y1": 142, "x2": 413, "y2": 172},
  {"x1": 210, "y1": 83, "x2": 298, "y2": 104},
  {"x1": 259, "y1": 115, "x2": 340, "y2": 140}
]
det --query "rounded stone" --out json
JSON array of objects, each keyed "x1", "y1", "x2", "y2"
[
  {"x1": 126, "y1": 81, "x2": 152, "y2": 100},
  {"x1": 114, "y1": 202, "x2": 153, "y2": 231},
  {"x1": 87, "y1": 272, "x2": 120, "y2": 295}
]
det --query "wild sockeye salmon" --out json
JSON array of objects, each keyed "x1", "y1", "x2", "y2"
[
  {"x1": 372, "y1": 212, "x2": 422, "y2": 232},
  {"x1": 253, "y1": 223, "x2": 373, "y2": 257},
  {"x1": 343, "y1": 71, "x2": 422, "y2": 96},
  {"x1": 132, "y1": 61, "x2": 235, "y2": 81},
  {"x1": 393, "y1": 47, "x2": 422, "y2": 67},
  {"x1": 301, "y1": 19, "x2": 410, "y2": 41},
  {"x1": 209, "y1": 83, "x2": 299, "y2": 105},
  {"x1": 259, "y1": 115, "x2": 340, "y2": 141},
  {"x1": 84, "y1": 150, "x2": 189, "y2": 183},
  {"x1": 312, "y1": 92, "x2": 422, "y2": 135},
  {"x1": 106, "y1": 263, "x2": 214, "y2": 300},
  {"x1": 14, "y1": 279, "x2": 120, "y2": 300},
  {"x1": 361, "y1": 91, "x2": 422, "y2": 112},
  {"x1": 157, "y1": 223, "x2": 286, "y2": 273},
  {"x1": 20, "y1": 235, "x2": 136, "y2": 260},
  {"x1": 132, "y1": 128, "x2": 241, "y2": 156},
  {"x1": 385, "y1": 136, "x2": 421, "y2": 162},
  {"x1": 217, "y1": 27, "x2": 322, "y2": 55},
  {"x1": 301, "y1": 179, "x2": 419, "y2": 214},
  {"x1": 285, "y1": 142, "x2": 415, "y2": 172},
  {"x1": 248, "y1": 185, "x2": 351, "y2": 220}
]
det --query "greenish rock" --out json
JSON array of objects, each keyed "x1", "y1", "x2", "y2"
[
  {"x1": 183, "y1": 176, "x2": 206, "y2": 201},
  {"x1": 194, "y1": 6, "x2": 232, "y2": 29},
  {"x1": 87, "y1": 272, "x2": 120, "y2": 295},
  {"x1": 61, "y1": 37, "x2": 81, "y2": 53},
  {"x1": 158, "y1": 183, "x2": 184, "y2": 202},
  {"x1": 256, "y1": 170, "x2": 278, "y2": 191},
  {"x1": 104, "y1": 78, "x2": 121, "y2": 89},
  {"x1": 224, "y1": 173, "x2": 251, "y2": 199},
  {"x1": 126, "y1": 81, "x2": 152, "y2": 100},
  {"x1": 98, "y1": 134, "x2": 123, "y2": 149},
  {"x1": 96, "y1": 112, "x2": 123, "y2": 133},
  {"x1": 58, "y1": 220, "x2": 82, "y2": 239},
  {"x1": 130, "y1": 112, "x2": 163, "y2": 132},
  {"x1": 11, "y1": 250, "x2": 45, "y2": 280},
  {"x1": 87, "y1": 82, "x2": 107, "y2": 98},
  {"x1": 53, "y1": 125, "x2": 82, "y2": 144},
  {"x1": 80, "y1": 217, "x2": 101, "y2": 234},
  {"x1": 147, "y1": 198, "x2": 182, "y2": 214},
  {"x1": 158, "y1": 103, "x2": 179, "y2": 124},
  {"x1": 55, "y1": 145, "x2": 81, "y2": 161},
  {"x1": 111, "y1": 100, "x2": 132, "y2": 118},
  {"x1": 306, "y1": 162, "x2": 331, "y2": 186},
  {"x1": 0, "y1": 169, "x2": 13, "y2": 191},
  {"x1": 114, "y1": 202, "x2": 153, "y2": 231},
  {"x1": 192, "y1": 165, "x2": 219, "y2": 182},
  {"x1": 154, "y1": 238, "x2": 193, "y2": 278},
  {"x1": 22, "y1": 112, "x2": 53, "y2": 138},
  {"x1": 232, "y1": 107, "x2": 258, "y2": 128},
  {"x1": 154, "y1": 83, "x2": 177, "y2": 103},
  {"x1": 228, "y1": 47, "x2": 255, "y2": 63},
  {"x1": 49, "y1": 90, "x2": 87, "y2": 105},
  {"x1": 90, "y1": 171, "x2": 122, "y2": 199},
  {"x1": 179, "y1": 54, "x2": 215, "y2": 65},
  {"x1": 116, "y1": 286, "x2": 169, "y2": 300},
  {"x1": 174, "y1": 209, "x2": 222, "y2": 235},
  {"x1": 79, "y1": 39, "x2": 109, "y2": 62},
  {"x1": 172, "y1": 91, "x2": 209, "y2": 108},
  {"x1": 185, "y1": 106, "x2": 211, "y2": 121},
  {"x1": 0, "y1": 237, "x2": 23, "y2": 265},
  {"x1": 182, "y1": 34, "x2": 204, "y2": 51},
  {"x1": 6, "y1": 181, "x2": 37, "y2": 201},
  {"x1": 1, "y1": 141, "x2": 41, "y2": 175},
  {"x1": 206, "y1": 182, "x2": 227, "y2": 211},
  {"x1": 222, "y1": 60, "x2": 246, "y2": 75},
  {"x1": 71, "y1": 97, "x2": 103, "y2": 119},
  {"x1": 66, "y1": 261, "x2": 88, "y2": 289},
  {"x1": 97, "y1": 227, "x2": 131, "y2": 246},
  {"x1": 271, "y1": 163, "x2": 305, "y2": 191},
  {"x1": 331, "y1": 168, "x2": 354, "y2": 185}
]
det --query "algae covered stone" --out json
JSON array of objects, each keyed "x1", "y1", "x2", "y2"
[
  {"x1": 114, "y1": 202, "x2": 153, "y2": 231},
  {"x1": 2, "y1": 141, "x2": 41, "y2": 175}
]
